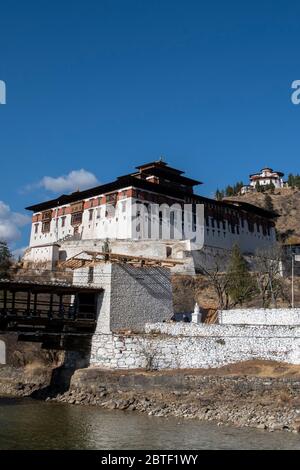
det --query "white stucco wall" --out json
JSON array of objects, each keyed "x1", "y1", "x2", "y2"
[
  {"x1": 218, "y1": 308, "x2": 300, "y2": 326},
  {"x1": 29, "y1": 197, "x2": 134, "y2": 247},
  {"x1": 27, "y1": 194, "x2": 275, "y2": 263}
]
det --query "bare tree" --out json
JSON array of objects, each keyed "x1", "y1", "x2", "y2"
[
  {"x1": 136, "y1": 336, "x2": 159, "y2": 371},
  {"x1": 197, "y1": 253, "x2": 232, "y2": 310},
  {"x1": 254, "y1": 244, "x2": 289, "y2": 308}
]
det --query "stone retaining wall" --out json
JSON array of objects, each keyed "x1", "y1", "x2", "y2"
[{"x1": 90, "y1": 322, "x2": 300, "y2": 369}]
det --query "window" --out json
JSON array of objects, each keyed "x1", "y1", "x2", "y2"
[
  {"x1": 42, "y1": 210, "x2": 52, "y2": 221},
  {"x1": 61, "y1": 216, "x2": 66, "y2": 227},
  {"x1": 62, "y1": 207, "x2": 66, "y2": 216},
  {"x1": 42, "y1": 221, "x2": 50, "y2": 233},
  {"x1": 192, "y1": 205, "x2": 197, "y2": 231},
  {"x1": 71, "y1": 212, "x2": 82, "y2": 226},
  {"x1": 248, "y1": 221, "x2": 254, "y2": 233},
  {"x1": 70, "y1": 201, "x2": 83, "y2": 214},
  {"x1": 106, "y1": 193, "x2": 117, "y2": 203},
  {"x1": 96, "y1": 208, "x2": 101, "y2": 219},
  {"x1": 170, "y1": 212, "x2": 175, "y2": 239},
  {"x1": 88, "y1": 267, "x2": 94, "y2": 284},
  {"x1": 159, "y1": 211, "x2": 163, "y2": 239},
  {"x1": 89, "y1": 209, "x2": 93, "y2": 221},
  {"x1": 34, "y1": 224, "x2": 39, "y2": 234}
]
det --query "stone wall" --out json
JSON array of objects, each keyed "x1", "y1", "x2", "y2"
[
  {"x1": 90, "y1": 322, "x2": 300, "y2": 369},
  {"x1": 73, "y1": 263, "x2": 173, "y2": 333},
  {"x1": 218, "y1": 308, "x2": 300, "y2": 326}
]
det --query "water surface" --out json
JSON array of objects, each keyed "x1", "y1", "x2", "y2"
[{"x1": 0, "y1": 397, "x2": 299, "y2": 450}]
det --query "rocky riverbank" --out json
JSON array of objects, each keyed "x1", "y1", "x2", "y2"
[
  {"x1": 45, "y1": 368, "x2": 300, "y2": 434},
  {"x1": 2, "y1": 359, "x2": 300, "y2": 434},
  {"x1": 0, "y1": 365, "x2": 54, "y2": 397}
]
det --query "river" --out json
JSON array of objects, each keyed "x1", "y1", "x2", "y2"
[{"x1": 0, "y1": 397, "x2": 299, "y2": 450}]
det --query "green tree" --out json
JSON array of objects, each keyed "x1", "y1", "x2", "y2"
[
  {"x1": 0, "y1": 241, "x2": 12, "y2": 278},
  {"x1": 264, "y1": 194, "x2": 274, "y2": 212},
  {"x1": 225, "y1": 185, "x2": 234, "y2": 197},
  {"x1": 255, "y1": 181, "x2": 262, "y2": 192},
  {"x1": 215, "y1": 189, "x2": 224, "y2": 201},
  {"x1": 215, "y1": 180, "x2": 244, "y2": 198},
  {"x1": 225, "y1": 244, "x2": 257, "y2": 306},
  {"x1": 233, "y1": 181, "x2": 244, "y2": 195},
  {"x1": 263, "y1": 182, "x2": 275, "y2": 193},
  {"x1": 287, "y1": 173, "x2": 300, "y2": 189}
]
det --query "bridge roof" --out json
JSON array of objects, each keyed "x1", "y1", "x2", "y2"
[{"x1": 0, "y1": 279, "x2": 102, "y2": 294}]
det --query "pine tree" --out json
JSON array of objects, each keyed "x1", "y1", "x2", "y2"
[
  {"x1": 288, "y1": 173, "x2": 294, "y2": 188},
  {"x1": 268, "y1": 182, "x2": 275, "y2": 193},
  {"x1": 215, "y1": 189, "x2": 224, "y2": 201},
  {"x1": 287, "y1": 173, "x2": 300, "y2": 189},
  {"x1": 0, "y1": 241, "x2": 12, "y2": 278},
  {"x1": 225, "y1": 244, "x2": 256, "y2": 306},
  {"x1": 255, "y1": 181, "x2": 261, "y2": 192},
  {"x1": 264, "y1": 194, "x2": 274, "y2": 212},
  {"x1": 215, "y1": 189, "x2": 221, "y2": 201},
  {"x1": 225, "y1": 185, "x2": 234, "y2": 197}
]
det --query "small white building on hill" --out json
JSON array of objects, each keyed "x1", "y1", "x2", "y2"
[{"x1": 241, "y1": 167, "x2": 285, "y2": 194}]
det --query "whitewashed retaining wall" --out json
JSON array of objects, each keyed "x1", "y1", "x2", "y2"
[
  {"x1": 218, "y1": 308, "x2": 300, "y2": 326},
  {"x1": 90, "y1": 323, "x2": 300, "y2": 369}
]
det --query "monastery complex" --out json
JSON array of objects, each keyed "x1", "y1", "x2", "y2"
[{"x1": 23, "y1": 160, "x2": 277, "y2": 273}]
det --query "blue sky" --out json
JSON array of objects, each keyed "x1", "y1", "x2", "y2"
[{"x1": 0, "y1": 0, "x2": 300, "y2": 252}]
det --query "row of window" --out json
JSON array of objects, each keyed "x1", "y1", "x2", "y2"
[
  {"x1": 205, "y1": 217, "x2": 271, "y2": 236},
  {"x1": 36, "y1": 212, "x2": 83, "y2": 234},
  {"x1": 35, "y1": 209, "x2": 272, "y2": 238},
  {"x1": 37, "y1": 204, "x2": 128, "y2": 233}
]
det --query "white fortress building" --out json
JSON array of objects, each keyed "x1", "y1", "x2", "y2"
[
  {"x1": 23, "y1": 160, "x2": 277, "y2": 273},
  {"x1": 241, "y1": 167, "x2": 285, "y2": 194}
]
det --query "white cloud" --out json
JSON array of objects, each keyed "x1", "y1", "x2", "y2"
[
  {"x1": 0, "y1": 201, "x2": 31, "y2": 243},
  {"x1": 39, "y1": 169, "x2": 98, "y2": 193}
]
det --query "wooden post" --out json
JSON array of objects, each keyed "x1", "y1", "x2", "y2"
[
  {"x1": 59, "y1": 295, "x2": 63, "y2": 318},
  {"x1": 33, "y1": 293, "x2": 38, "y2": 316},
  {"x1": 73, "y1": 294, "x2": 78, "y2": 320},
  {"x1": 26, "y1": 291, "x2": 31, "y2": 316},
  {"x1": 3, "y1": 289, "x2": 7, "y2": 311},
  {"x1": 49, "y1": 293, "x2": 53, "y2": 319},
  {"x1": 11, "y1": 291, "x2": 15, "y2": 311}
]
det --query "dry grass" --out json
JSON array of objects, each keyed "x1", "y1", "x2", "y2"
[{"x1": 90, "y1": 360, "x2": 300, "y2": 378}]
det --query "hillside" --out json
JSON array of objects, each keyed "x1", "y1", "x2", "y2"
[{"x1": 224, "y1": 187, "x2": 300, "y2": 241}]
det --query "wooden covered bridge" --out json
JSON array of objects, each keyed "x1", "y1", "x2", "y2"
[{"x1": 0, "y1": 279, "x2": 102, "y2": 349}]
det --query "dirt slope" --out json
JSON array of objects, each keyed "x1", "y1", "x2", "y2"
[{"x1": 225, "y1": 187, "x2": 300, "y2": 240}]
